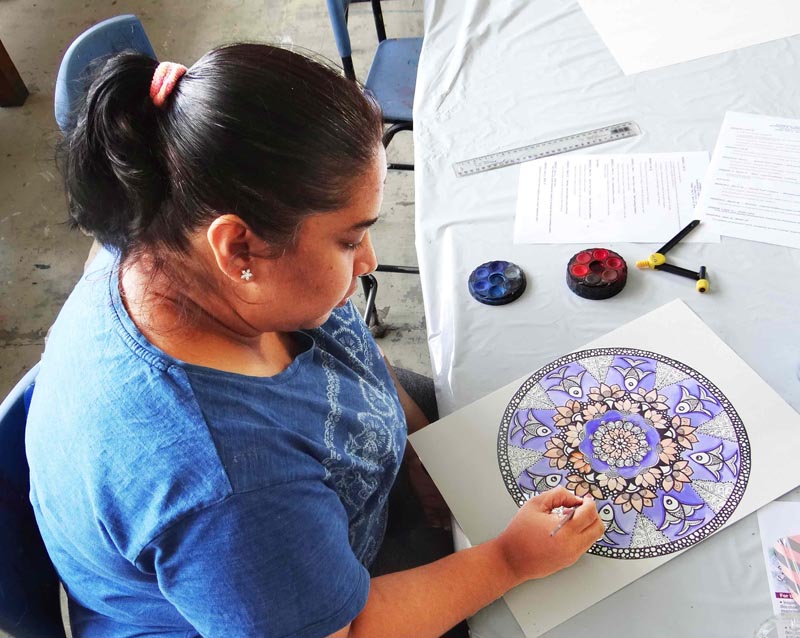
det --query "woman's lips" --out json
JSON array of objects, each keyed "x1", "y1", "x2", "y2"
[{"x1": 336, "y1": 282, "x2": 358, "y2": 307}]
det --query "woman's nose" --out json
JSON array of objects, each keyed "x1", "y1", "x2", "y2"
[{"x1": 355, "y1": 230, "x2": 378, "y2": 276}]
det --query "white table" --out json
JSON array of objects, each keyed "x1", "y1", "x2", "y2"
[{"x1": 412, "y1": 1, "x2": 800, "y2": 636}]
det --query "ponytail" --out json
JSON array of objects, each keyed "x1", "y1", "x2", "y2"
[
  {"x1": 59, "y1": 44, "x2": 384, "y2": 259},
  {"x1": 61, "y1": 53, "x2": 169, "y2": 254}
]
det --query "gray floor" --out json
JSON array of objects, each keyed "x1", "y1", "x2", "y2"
[{"x1": 0, "y1": 0, "x2": 430, "y2": 399}]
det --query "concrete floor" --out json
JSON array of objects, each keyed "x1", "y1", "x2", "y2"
[{"x1": 0, "y1": 0, "x2": 430, "y2": 398}]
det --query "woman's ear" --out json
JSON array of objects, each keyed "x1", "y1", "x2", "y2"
[{"x1": 206, "y1": 214, "x2": 264, "y2": 283}]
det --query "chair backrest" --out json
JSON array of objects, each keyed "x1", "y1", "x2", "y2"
[
  {"x1": 326, "y1": 0, "x2": 389, "y2": 81},
  {"x1": 54, "y1": 14, "x2": 157, "y2": 133},
  {"x1": 0, "y1": 363, "x2": 66, "y2": 638}
]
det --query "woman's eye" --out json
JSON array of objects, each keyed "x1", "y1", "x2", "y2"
[{"x1": 343, "y1": 237, "x2": 364, "y2": 250}]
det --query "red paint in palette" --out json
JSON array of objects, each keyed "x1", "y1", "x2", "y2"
[{"x1": 566, "y1": 248, "x2": 627, "y2": 299}]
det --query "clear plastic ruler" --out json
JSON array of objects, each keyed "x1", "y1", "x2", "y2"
[{"x1": 452, "y1": 121, "x2": 641, "y2": 177}]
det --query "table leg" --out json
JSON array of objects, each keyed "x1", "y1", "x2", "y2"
[{"x1": 0, "y1": 39, "x2": 28, "y2": 107}]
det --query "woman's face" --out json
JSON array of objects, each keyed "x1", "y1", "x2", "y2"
[{"x1": 252, "y1": 148, "x2": 386, "y2": 331}]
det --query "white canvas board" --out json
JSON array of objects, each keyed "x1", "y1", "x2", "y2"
[
  {"x1": 577, "y1": 0, "x2": 800, "y2": 75},
  {"x1": 410, "y1": 299, "x2": 800, "y2": 636}
]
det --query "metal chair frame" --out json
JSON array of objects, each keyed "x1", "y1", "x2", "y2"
[{"x1": 360, "y1": 264, "x2": 420, "y2": 331}]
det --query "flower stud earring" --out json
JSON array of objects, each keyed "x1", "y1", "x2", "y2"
[{"x1": 240, "y1": 268, "x2": 253, "y2": 281}]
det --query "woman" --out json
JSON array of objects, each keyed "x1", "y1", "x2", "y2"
[{"x1": 26, "y1": 44, "x2": 603, "y2": 637}]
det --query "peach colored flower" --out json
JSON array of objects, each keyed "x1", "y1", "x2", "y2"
[
  {"x1": 566, "y1": 474, "x2": 590, "y2": 497},
  {"x1": 614, "y1": 398, "x2": 639, "y2": 413},
  {"x1": 569, "y1": 450, "x2": 592, "y2": 474},
  {"x1": 643, "y1": 409, "x2": 667, "y2": 429},
  {"x1": 554, "y1": 400, "x2": 583, "y2": 428},
  {"x1": 671, "y1": 415, "x2": 699, "y2": 449},
  {"x1": 662, "y1": 460, "x2": 693, "y2": 492},
  {"x1": 659, "y1": 438, "x2": 679, "y2": 463},
  {"x1": 614, "y1": 488, "x2": 656, "y2": 513},
  {"x1": 597, "y1": 472, "x2": 627, "y2": 492},
  {"x1": 564, "y1": 423, "x2": 585, "y2": 448},
  {"x1": 544, "y1": 437, "x2": 569, "y2": 469},
  {"x1": 582, "y1": 402, "x2": 608, "y2": 420},
  {"x1": 631, "y1": 388, "x2": 669, "y2": 411},
  {"x1": 565, "y1": 474, "x2": 602, "y2": 499},
  {"x1": 634, "y1": 466, "x2": 663, "y2": 488},
  {"x1": 588, "y1": 383, "x2": 625, "y2": 405}
]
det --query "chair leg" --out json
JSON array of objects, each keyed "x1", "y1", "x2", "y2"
[
  {"x1": 371, "y1": 0, "x2": 387, "y2": 42},
  {"x1": 376, "y1": 264, "x2": 419, "y2": 275},
  {"x1": 383, "y1": 123, "x2": 414, "y2": 171},
  {"x1": 360, "y1": 268, "x2": 421, "y2": 336},
  {"x1": 387, "y1": 161, "x2": 414, "y2": 171},
  {"x1": 360, "y1": 274, "x2": 382, "y2": 329},
  {"x1": 382, "y1": 122, "x2": 412, "y2": 147},
  {"x1": 342, "y1": 56, "x2": 356, "y2": 82}
]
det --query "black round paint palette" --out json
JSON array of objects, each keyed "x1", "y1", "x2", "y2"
[
  {"x1": 566, "y1": 248, "x2": 627, "y2": 300},
  {"x1": 468, "y1": 260, "x2": 527, "y2": 306}
]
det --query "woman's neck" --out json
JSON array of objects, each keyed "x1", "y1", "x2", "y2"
[{"x1": 119, "y1": 258, "x2": 300, "y2": 377}]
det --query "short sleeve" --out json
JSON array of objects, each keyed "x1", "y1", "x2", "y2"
[{"x1": 135, "y1": 480, "x2": 370, "y2": 638}]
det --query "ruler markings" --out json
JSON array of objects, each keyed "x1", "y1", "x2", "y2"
[{"x1": 452, "y1": 121, "x2": 642, "y2": 177}]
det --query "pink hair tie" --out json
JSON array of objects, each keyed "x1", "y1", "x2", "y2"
[{"x1": 149, "y1": 62, "x2": 188, "y2": 108}]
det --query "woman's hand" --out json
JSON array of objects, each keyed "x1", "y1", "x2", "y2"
[
  {"x1": 496, "y1": 487, "x2": 603, "y2": 584},
  {"x1": 406, "y1": 447, "x2": 452, "y2": 529}
]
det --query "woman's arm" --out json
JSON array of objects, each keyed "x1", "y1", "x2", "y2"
[
  {"x1": 331, "y1": 487, "x2": 603, "y2": 638},
  {"x1": 379, "y1": 353, "x2": 452, "y2": 526},
  {"x1": 381, "y1": 353, "x2": 430, "y2": 434}
]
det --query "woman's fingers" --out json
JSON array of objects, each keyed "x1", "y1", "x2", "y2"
[
  {"x1": 539, "y1": 491, "x2": 603, "y2": 544},
  {"x1": 570, "y1": 495, "x2": 602, "y2": 533},
  {"x1": 531, "y1": 486, "x2": 585, "y2": 512}
]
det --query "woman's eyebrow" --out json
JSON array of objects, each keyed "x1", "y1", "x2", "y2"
[{"x1": 348, "y1": 216, "x2": 379, "y2": 231}]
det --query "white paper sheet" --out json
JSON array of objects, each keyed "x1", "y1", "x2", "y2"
[
  {"x1": 695, "y1": 112, "x2": 800, "y2": 250},
  {"x1": 578, "y1": 0, "x2": 800, "y2": 75},
  {"x1": 513, "y1": 153, "x2": 716, "y2": 244},
  {"x1": 410, "y1": 300, "x2": 800, "y2": 637}
]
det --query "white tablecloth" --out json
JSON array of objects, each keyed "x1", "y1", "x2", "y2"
[{"x1": 413, "y1": 1, "x2": 800, "y2": 635}]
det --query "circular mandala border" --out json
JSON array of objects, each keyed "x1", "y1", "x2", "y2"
[{"x1": 497, "y1": 347, "x2": 750, "y2": 559}]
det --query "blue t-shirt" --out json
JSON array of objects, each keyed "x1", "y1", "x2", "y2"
[{"x1": 26, "y1": 250, "x2": 406, "y2": 638}]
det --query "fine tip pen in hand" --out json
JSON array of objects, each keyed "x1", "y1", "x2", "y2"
[{"x1": 549, "y1": 507, "x2": 576, "y2": 537}]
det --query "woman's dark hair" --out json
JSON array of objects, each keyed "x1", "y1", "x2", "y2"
[{"x1": 60, "y1": 44, "x2": 384, "y2": 258}]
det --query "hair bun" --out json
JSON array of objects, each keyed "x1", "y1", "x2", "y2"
[{"x1": 60, "y1": 53, "x2": 168, "y2": 251}]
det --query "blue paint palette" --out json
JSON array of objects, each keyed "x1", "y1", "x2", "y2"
[{"x1": 468, "y1": 260, "x2": 527, "y2": 306}]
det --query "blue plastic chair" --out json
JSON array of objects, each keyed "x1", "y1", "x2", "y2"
[
  {"x1": 0, "y1": 364, "x2": 66, "y2": 638},
  {"x1": 54, "y1": 14, "x2": 156, "y2": 133},
  {"x1": 325, "y1": 0, "x2": 421, "y2": 171}
]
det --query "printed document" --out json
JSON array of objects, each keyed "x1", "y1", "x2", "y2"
[
  {"x1": 514, "y1": 152, "x2": 714, "y2": 244},
  {"x1": 757, "y1": 502, "x2": 800, "y2": 620},
  {"x1": 695, "y1": 111, "x2": 800, "y2": 249},
  {"x1": 578, "y1": 0, "x2": 800, "y2": 75}
]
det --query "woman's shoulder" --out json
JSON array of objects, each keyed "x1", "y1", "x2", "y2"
[
  {"x1": 28, "y1": 348, "x2": 229, "y2": 560},
  {"x1": 28, "y1": 253, "x2": 232, "y2": 558}
]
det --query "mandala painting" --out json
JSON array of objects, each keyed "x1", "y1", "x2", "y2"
[{"x1": 498, "y1": 348, "x2": 750, "y2": 559}]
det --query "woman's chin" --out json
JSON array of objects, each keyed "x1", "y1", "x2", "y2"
[{"x1": 336, "y1": 288, "x2": 356, "y2": 308}]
